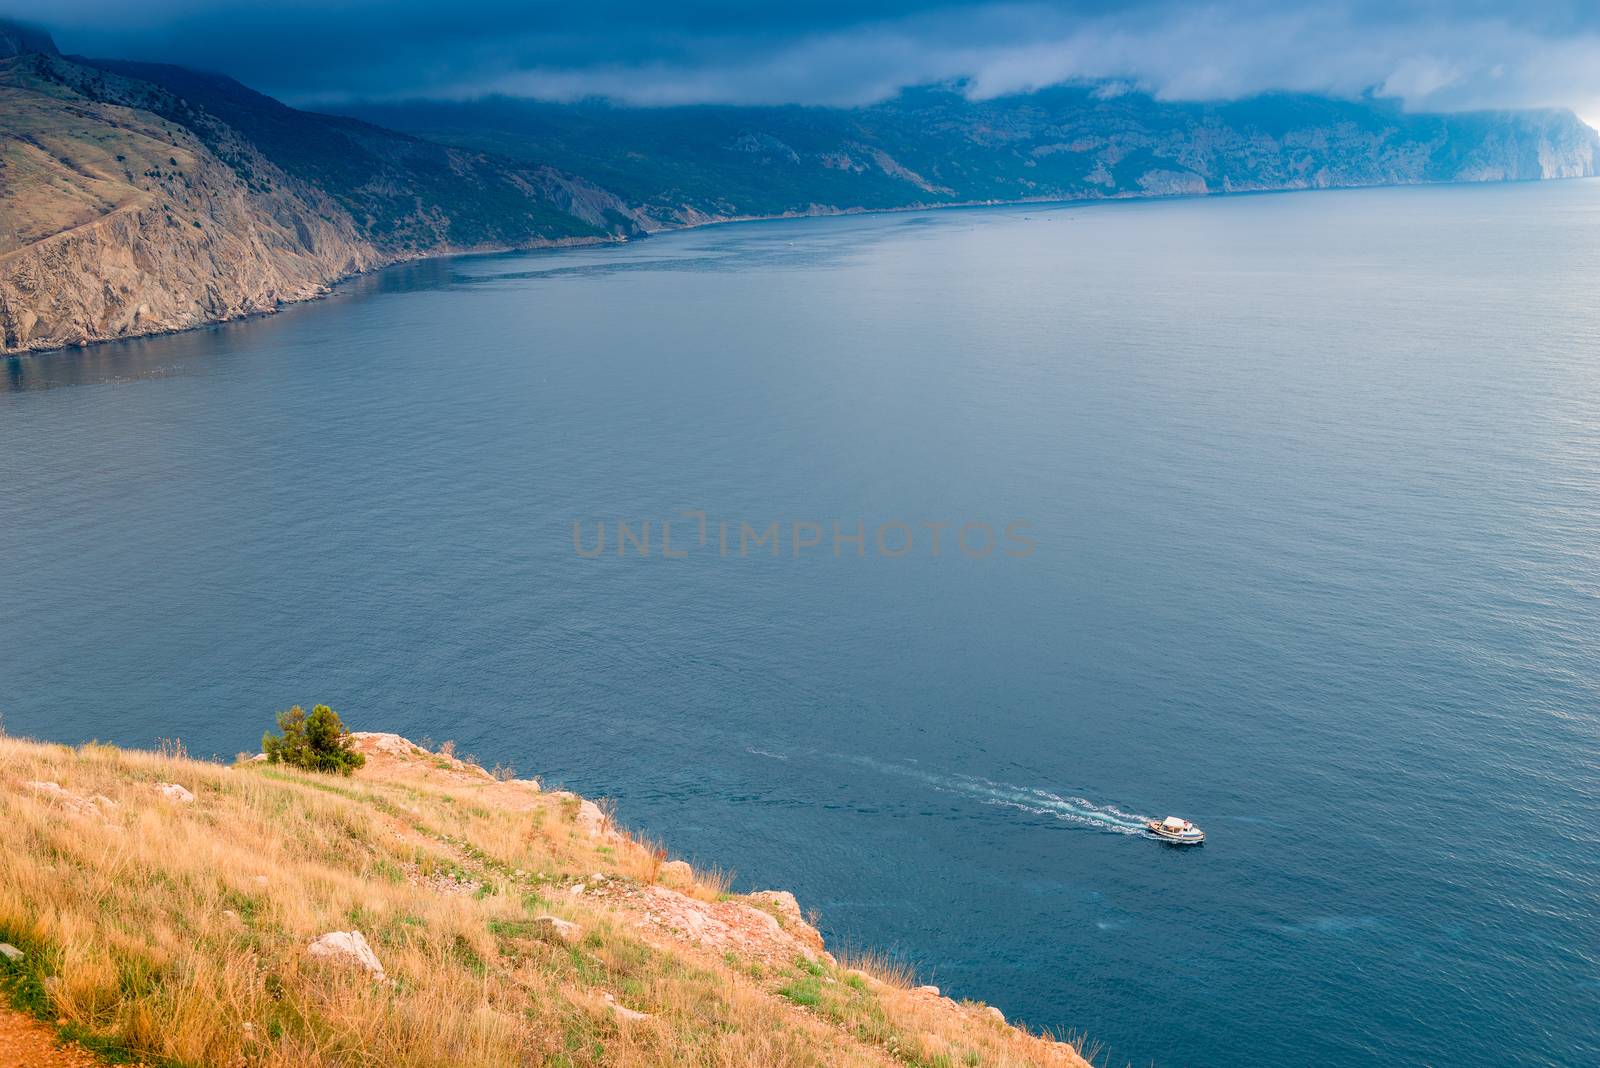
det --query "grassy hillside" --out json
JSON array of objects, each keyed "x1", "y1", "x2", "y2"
[
  {"x1": 78, "y1": 59, "x2": 646, "y2": 250},
  {"x1": 0, "y1": 731, "x2": 1092, "y2": 1068},
  {"x1": 0, "y1": 56, "x2": 164, "y2": 254}
]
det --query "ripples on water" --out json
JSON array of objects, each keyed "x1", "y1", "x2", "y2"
[{"x1": 4, "y1": 182, "x2": 1600, "y2": 1067}]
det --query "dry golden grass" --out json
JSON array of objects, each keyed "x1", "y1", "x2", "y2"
[
  {"x1": 0, "y1": 58, "x2": 200, "y2": 255},
  {"x1": 0, "y1": 734, "x2": 1090, "y2": 1068}
]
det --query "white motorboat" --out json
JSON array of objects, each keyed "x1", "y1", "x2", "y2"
[{"x1": 1145, "y1": 815, "x2": 1205, "y2": 845}]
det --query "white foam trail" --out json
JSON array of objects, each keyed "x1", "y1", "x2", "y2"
[
  {"x1": 953, "y1": 776, "x2": 1152, "y2": 835},
  {"x1": 840, "y1": 755, "x2": 1151, "y2": 835}
]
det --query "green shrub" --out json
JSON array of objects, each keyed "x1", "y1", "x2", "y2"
[{"x1": 261, "y1": 705, "x2": 365, "y2": 775}]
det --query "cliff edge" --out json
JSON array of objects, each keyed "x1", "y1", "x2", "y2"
[
  {"x1": 0, "y1": 48, "x2": 378, "y2": 353},
  {"x1": 0, "y1": 730, "x2": 1091, "y2": 1067},
  {"x1": 0, "y1": 23, "x2": 644, "y2": 354}
]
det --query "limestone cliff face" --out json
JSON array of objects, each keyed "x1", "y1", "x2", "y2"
[
  {"x1": 0, "y1": 193, "x2": 374, "y2": 353},
  {"x1": 1448, "y1": 110, "x2": 1600, "y2": 181},
  {"x1": 0, "y1": 28, "x2": 643, "y2": 355},
  {"x1": 0, "y1": 56, "x2": 376, "y2": 352}
]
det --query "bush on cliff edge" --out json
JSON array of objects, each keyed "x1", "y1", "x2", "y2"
[{"x1": 262, "y1": 704, "x2": 365, "y2": 775}]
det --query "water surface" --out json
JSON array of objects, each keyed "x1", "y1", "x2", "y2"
[{"x1": 4, "y1": 182, "x2": 1600, "y2": 1067}]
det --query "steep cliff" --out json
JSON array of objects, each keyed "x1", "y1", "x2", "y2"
[
  {"x1": 0, "y1": 52, "x2": 377, "y2": 352},
  {"x1": 0, "y1": 24, "x2": 646, "y2": 354},
  {"x1": 78, "y1": 58, "x2": 647, "y2": 254},
  {"x1": 352, "y1": 87, "x2": 1600, "y2": 229},
  {"x1": 5, "y1": 14, "x2": 1600, "y2": 356}
]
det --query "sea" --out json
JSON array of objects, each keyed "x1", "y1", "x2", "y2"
[{"x1": 4, "y1": 180, "x2": 1599, "y2": 1067}]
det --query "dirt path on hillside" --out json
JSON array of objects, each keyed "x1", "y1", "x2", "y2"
[
  {"x1": 0, "y1": 1007, "x2": 112, "y2": 1067},
  {"x1": 0, "y1": 199, "x2": 145, "y2": 264}
]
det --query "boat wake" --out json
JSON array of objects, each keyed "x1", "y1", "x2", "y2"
[
  {"x1": 841, "y1": 754, "x2": 1152, "y2": 835},
  {"x1": 951, "y1": 776, "x2": 1153, "y2": 835}
]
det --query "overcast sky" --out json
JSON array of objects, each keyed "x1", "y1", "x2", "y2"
[{"x1": 9, "y1": 1, "x2": 1600, "y2": 122}]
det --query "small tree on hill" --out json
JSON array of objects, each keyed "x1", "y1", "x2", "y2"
[{"x1": 262, "y1": 704, "x2": 365, "y2": 775}]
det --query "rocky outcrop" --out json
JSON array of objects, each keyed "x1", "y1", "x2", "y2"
[
  {"x1": 306, "y1": 930, "x2": 385, "y2": 979},
  {"x1": 0, "y1": 30, "x2": 642, "y2": 355},
  {"x1": 531, "y1": 915, "x2": 583, "y2": 945},
  {"x1": 605, "y1": 882, "x2": 837, "y2": 971},
  {"x1": 746, "y1": 889, "x2": 826, "y2": 951},
  {"x1": 658, "y1": 859, "x2": 695, "y2": 886},
  {"x1": 602, "y1": 991, "x2": 651, "y2": 1022},
  {"x1": 22, "y1": 780, "x2": 117, "y2": 819},
  {"x1": 0, "y1": 200, "x2": 370, "y2": 353},
  {"x1": 574, "y1": 798, "x2": 615, "y2": 840},
  {"x1": 0, "y1": 50, "x2": 378, "y2": 353}
]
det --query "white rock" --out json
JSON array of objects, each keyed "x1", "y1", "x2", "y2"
[
  {"x1": 24, "y1": 780, "x2": 68, "y2": 798},
  {"x1": 603, "y1": 992, "x2": 650, "y2": 1022},
  {"x1": 983, "y1": 1005, "x2": 1006, "y2": 1023},
  {"x1": 347, "y1": 732, "x2": 416, "y2": 757},
  {"x1": 575, "y1": 799, "x2": 609, "y2": 837},
  {"x1": 747, "y1": 889, "x2": 826, "y2": 950},
  {"x1": 532, "y1": 915, "x2": 583, "y2": 945},
  {"x1": 658, "y1": 860, "x2": 694, "y2": 885},
  {"x1": 306, "y1": 930, "x2": 385, "y2": 978},
  {"x1": 22, "y1": 781, "x2": 102, "y2": 818},
  {"x1": 745, "y1": 908, "x2": 784, "y2": 936},
  {"x1": 0, "y1": 943, "x2": 22, "y2": 962},
  {"x1": 915, "y1": 984, "x2": 941, "y2": 996},
  {"x1": 748, "y1": 890, "x2": 800, "y2": 921},
  {"x1": 156, "y1": 782, "x2": 195, "y2": 803}
]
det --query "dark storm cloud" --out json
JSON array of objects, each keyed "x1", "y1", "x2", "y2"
[{"x1": 8, "y1": 1, "x2": 1600, "y2": 118}]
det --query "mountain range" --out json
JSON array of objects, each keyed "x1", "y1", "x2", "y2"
[
  {"x1": 2, "y1": 18, "x2": 1597, "y2": 354},
  {"x1": 345, "y1": 88, "x2": 1600, "y2": 227}
]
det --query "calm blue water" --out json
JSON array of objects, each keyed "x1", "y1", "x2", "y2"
[{"x1": 4, "y1": 182, "x2": 1600, "y2": 1067}]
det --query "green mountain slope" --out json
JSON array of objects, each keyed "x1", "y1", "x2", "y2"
[
  {"x1": 344, "y1": 86, "x2": 1600, "y2": 228},
  {"x1": 82, "y1": 59, "x2": 646, "y2": 250}
]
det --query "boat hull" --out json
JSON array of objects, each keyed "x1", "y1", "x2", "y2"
[{"x1": 1145, "y1": 819, "x2": 1205, "y2": 845}]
